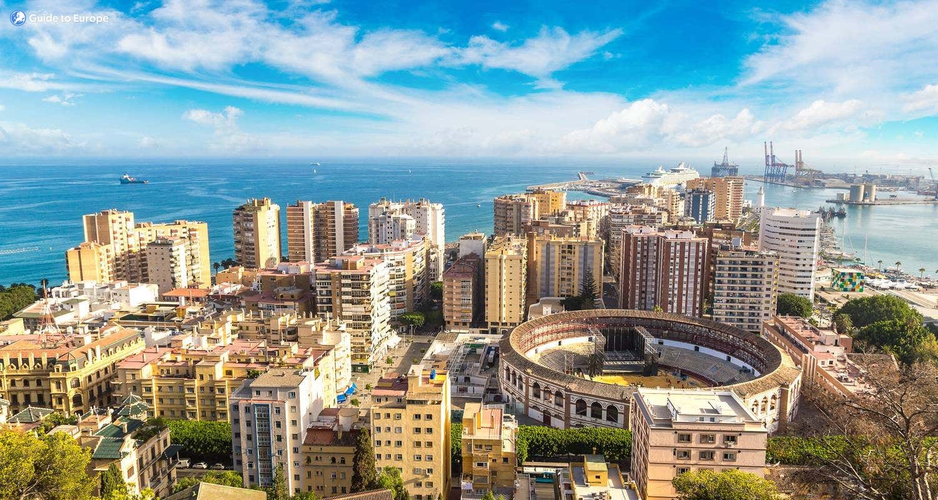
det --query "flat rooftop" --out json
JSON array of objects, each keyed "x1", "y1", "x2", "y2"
[{"x1": 636, "y1": 388, "x2": 760, "y2": 427}]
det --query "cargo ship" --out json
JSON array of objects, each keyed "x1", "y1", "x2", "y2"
[{"x1": 120, "y1": 173, "x2": 148, "y2": 184}]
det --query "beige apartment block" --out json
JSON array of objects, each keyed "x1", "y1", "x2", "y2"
[
  {"x1": 371, "y1": 365, "x2": 451, "y2": 500},
  {"x1": 484, "y1": 236, "x2": 527, "y2": 332},
  {"x1": 758, "y1": 208, "x2": 821, "y2": 301},
  {"x1": 686, "y1": 177, "x2": 745, "y2": 222},
  {"x1": 461, "y1": 403, "x2": 518, "y2": 495},
  {"x1": 526, "y1": 235, "x2": 603, "y2": 304},
  {"x1": 712, "y1": 244, "x2": 779, "y2": 334},
  {"x1": 299, "y1": 408, "x2": 362, "y2": 497},
  {"x1": 66, "y1": 242, "x2": 115, "y2": 283},
  {"x1": 630, "y1": 388, "x2": 767, "y2": 500},
  {"x1": 564, "y1": 200, "x2": 610, "y2": 240},
  {"x1": 69, "y1": 210, "x2": 210, "y2": 287},
  {"x1": 493, "y1": 194, "x2": 538, "y2": 236},
  {"x1": 443, "y1": 253, "x2": 482, "y2": 330},
  {"x1": 145, "y1": 238, "x2": 190, "y2": 293},
  {"x1": 0, "y1": 326, "x2": 145, "y2": 414},
  {"x1": 286, "y1": 200, "x2": 360, "y2": 264},
  {"x1": 343, "y1": 239, "x2": 429, "y2": 319},
  {"x1": 528, "y1": 189, "x2": 567, "y2": 217},
  {"x1": 113, "y1": 338, "x2": 342, "y2": 421},
  {"x1": 313, "y1": 256, "x2": 391, "y2": 372},
  {"x1": 233, "y1": 198, "x2": 282, "y2": 269}
]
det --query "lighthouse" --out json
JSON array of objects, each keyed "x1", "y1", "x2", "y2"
[{"x1": 757, "y1": 186, "x2": 765, "y2": 209}]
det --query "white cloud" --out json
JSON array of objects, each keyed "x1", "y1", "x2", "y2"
[
  {"x1": 491, "y1": 21, "x2": 509, "y2": 32},
  {"x1": 560, "y1": 99, "x2": 762, "y2": 153},
  {"x1": 782, "y1": 99, "x2": 868, "y2": 131},
  {"x1": 138, "y1": 135, "x2": 162, "y2": 148},
  {"x1": 42, "y1": 92, "x2": 82, "y2": 106},
  {"x1": 458, "y1": 27, "x2": 622, "y2": 86},
  {"x1": 183, "y1": 105, "x2": 264, "y2": 153},
  {"x1": 902, "y1": 84, "x2": 938, "y2": 114},
  {"x1": 0, "y1": 121, "x2": 80, "y2": 153},
  {"x1": 744, "y1": 0, "x2": 938, "y2": 97},
  {"x1": 0, "y1": 72, "x2": 59, "y2": 92}
]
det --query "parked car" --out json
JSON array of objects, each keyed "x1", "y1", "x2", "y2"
[
  {"x1": 211, "y1": 463, "x2": 225, "y2": 470},
  {"x1": 178, "y1": 459, "x2": 190, "y2": 468},
  {"x1": 193, "y1": 462, "x2": 208, "y2": 469}
]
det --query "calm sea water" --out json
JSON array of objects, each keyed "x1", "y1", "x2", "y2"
[{"x1": 0, "y1": 161, "x2": 935, "y2": 285}]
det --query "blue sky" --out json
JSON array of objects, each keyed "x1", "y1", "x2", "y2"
[{"x1": 1, "y1": 0, "x2": 938, "y2": 169}]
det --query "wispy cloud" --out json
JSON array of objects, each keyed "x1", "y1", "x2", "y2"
[
  {"x1": 491, "y1": 21, "x2": 509, "y2": 32},
  {"x1": 183, "y1": 105, "x2": 264, "y2": 153}
]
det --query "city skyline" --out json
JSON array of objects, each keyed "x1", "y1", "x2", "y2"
[{"x1": 0, "y1": 0, "x2": 936, "y2": 165}]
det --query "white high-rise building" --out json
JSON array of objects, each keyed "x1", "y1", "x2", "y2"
[
  {"x1": 758, "y1": 208, "x2": 821, "y2": 301},
  {"x1": 369, "y1": 198, "x2": 446, "y2": 280}
]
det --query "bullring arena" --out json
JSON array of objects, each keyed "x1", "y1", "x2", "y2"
[{"x1": 498, "y1": 309, "x2": 802, "y2": 432}]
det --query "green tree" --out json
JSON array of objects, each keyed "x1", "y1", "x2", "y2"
[
  {"x1": 399, "y1": 312, "x2": 426, "y2": 329},
  {"x1": 855, "y1": 319, "x2": 930, "y2": 365},
  {"x1": 481, "y1": 491, "x2": 496, "y2": 500},
  {"x1": 166, "y1": 420, "x2": 232, "y2": 464},
  {"x1": 0, "y1": 429, "x2": 96, "y2": 500},
  {"x1": 836, "y1": 295, "x2": 923, "y2": 330},
  {"x1": 451, "y1": 422, "x2": 463, "y2": 475},
  {"x1": 832, "y1": 313, "x2": 853, "y2": 335},
  {"x1": 246, "y1": 369, "x2": 263, "y2": 379},
  {"x1": 673, "y1": 469, "x2": 780, "y2": 500},
  {"x1": 100, "y1": 463, "x2": 127, "y2": 498},
  {"x1": 377, "y1": 467, "x2": 410, "y2": 500},
  {"x1": 266, "y1": 464, "x2": 289, "y2": 500},
  {"x1": 776, "y1": 293, "x2": 813, "y2": 318},
  {"x1": 352, "y1": 428, "x2": 378, "y2": 492},
  {"x1": 172, "y1": 471, "x2": 245, "y2": 493},
  {"x1": 0, "y1": 283, "x2": 37, "y2": 320},
  {"x1": 430, "y1": 281, "x2": 443, "y2": 301},
  {"x1": 579, "y1": 269, "x2": 598, "y2": 305}
]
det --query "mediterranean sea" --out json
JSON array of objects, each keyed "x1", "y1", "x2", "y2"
[{"x1": 0, "y1": 161, "x2": 935, "y2": 286}]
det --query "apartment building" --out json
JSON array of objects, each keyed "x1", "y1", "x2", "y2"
[
  {"x1": 233, "y1": 198, "x2": 282, "y2": 269},
  {"x1": 300, "y1": 408, "x2": 362, "y2": 497},
  {"x1": 145, "y1": 238, "x2": 190, "y2": 293},
  {"x1": 371, "y1": 365, "x2": 451, "y2": 500},
  {"x1": 763, "y1": 316, "x2": 883, "y2": 397},
  {"x1": 618, "y1": 184, "x2": 684, "y2": 220},
  {"x1": 313, "y1": 256, "x2": 392, "y2": 372},
  {"x1": 461, "y1": 403, "x2": 518, "y2": 495},
  {"x1": 0, "y1": 327, "x2": 145, "y2": 414},
  {"x1": 343, "y1": 239, "x2": 429, "y2": 319},
  {"x1": 711, "y1": 243, "x2": 779, "y2": 334},
  {"x1": 67, "y1": 210, "x2": 211, "y2": 287},
  {"x1": 630, "y1": 388, "x2": 767, "y2": 500},
  {"x1": 686, "y1": 176, "x2": 745, "y2": 222},
  {"x1": 113, "y1": 338, "x2": 343, "y2": 421},
  {"x1": 493, "y1": 194, "x2": 538, "y2": 236},
  {"x1": 564, "y1": 200, "x2": 610, "y2": 240},
  {"x1": 683, "y1": 188, "x2": 715, "y2": 224},
  {"x1": 284, "y1": 200, "x2": 360, "y2": 264},
  {"x1": 603, "y1": 204, "x2": 666, "y2": 276},
  {"x1": 457, "y1": 232, "x2": 487, "y2": 259},
  {"x1": 231, "y1": 368, "x2": 326, "y2": 492},
  {"x1": 527, "y1": 235, "x2": 603, "y2": 304},
  {"x1": 484, "y1": 236, "x2": 527, "y2": 332},
  {"x1": 758, "y1": 208, "x2": 821, "y2": 301},
  {"x1": 79, "y1": 396, "x2": 180, "y2": 498},
  {"x1": 443, "y1": 253, "x2": 483, "y2": 330},
  {"x1": 369, "y1": 198, "x2": 446, "y2": 280},
  {"x1": 618, "y1": 227, "x2": 709, "y2": 317}
]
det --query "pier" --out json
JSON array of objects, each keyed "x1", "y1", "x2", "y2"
[
  {"x1": 527, "y1": 171, "x2": 640, "y2": 197},
  {"x1": 826, "y1": 198, "x2": 938, "y2": 206}
]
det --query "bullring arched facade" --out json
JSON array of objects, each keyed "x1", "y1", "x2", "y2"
[{"x1": 498, "y1": 310, "x2": 802, "y2": 432}]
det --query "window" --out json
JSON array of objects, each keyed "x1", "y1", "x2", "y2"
[
  {"x1": 699, "y1": 451, "x2": 715, "y2": 461},
  {"x1": 724, "y1": 435, "x2": 738, "y2": 445},
  {"x1": 723, "y1": 452, "x2": 737, "y2": 462},
  {"x1": 575, "y1": 399, "x2": 587, "y2": 416},
  {"x1": 676, "y1": 467, "x2": 690, "y2": 475},
  {"x1": 701, "y1": 434, "x2": 716, "y2": 444},
  {"x1": 677, "y1": 433, "x2": 692, "y2": 443},
  {"x1": 677, "y1": 450, "x2": 691, "y2": 460}
]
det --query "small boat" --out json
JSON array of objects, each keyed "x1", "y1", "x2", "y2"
[
  {"x1": 313, "y1": 169, "x2": 317, "y2": 174},
  {"x1": 312, "y1": 162, "x2": 321, "y2": 166},
  {"x1": 477, "y1": 203, "x2": 481, "y2": 207},
  {"x1": 120, "y1": 173, "x2": 148, "y2": 184}
]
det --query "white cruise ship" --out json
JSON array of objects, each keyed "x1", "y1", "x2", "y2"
[{"x1": 641, "y1": 162, "x2": 700, "y2": 187}]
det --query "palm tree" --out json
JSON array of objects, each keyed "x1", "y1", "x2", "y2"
[
  {"x1": 213, "y1": 262, "x2": 221, "y2": 275},
  {"x1": 895, "y1": 261, "x2": 902, "y2": 274},
  {"x1": 920, "y1": 267, "x2": 927, "y2": 279},
  {"x1": 877, "y1": 260, "x2": 883, "y2": 271}
]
